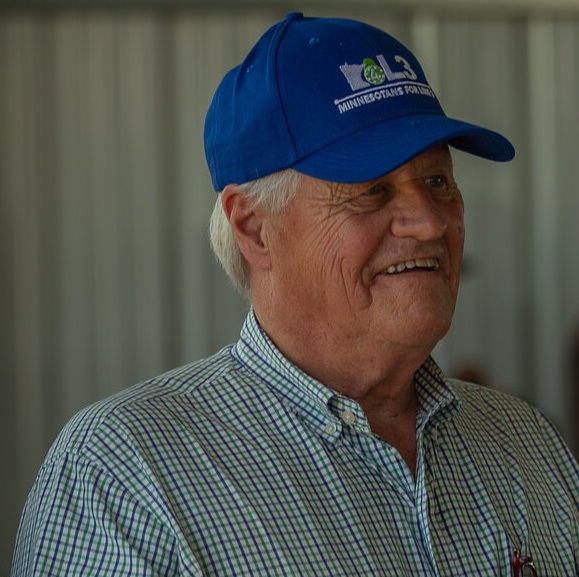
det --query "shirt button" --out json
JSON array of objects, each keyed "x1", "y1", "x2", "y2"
[
  {"x1": 324, "y1": 423, "x2": 337, "y2": 435},
  {"x1": 341, "y1": 410, "x2": 356, "y2": 425}
]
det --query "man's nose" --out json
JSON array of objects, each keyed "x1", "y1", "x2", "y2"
[{"x1": 389, "y1": 188, "x2": 448, "y2": 240}]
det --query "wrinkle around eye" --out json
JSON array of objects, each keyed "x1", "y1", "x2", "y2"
[
  {"x1": 325, "y1": 180, "x2": 394, "y2": 214},
  {"x1": 351, "y1": 186, "x2": 395, "y2": 211}
]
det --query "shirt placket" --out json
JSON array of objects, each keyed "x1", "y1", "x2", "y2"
[{"x1": 333, "y1": 400, "x2": 441, "y2": 577}]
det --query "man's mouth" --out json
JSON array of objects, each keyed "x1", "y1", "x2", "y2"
[{"x1": 381, "y1": 258, "x2": 440, "y2": 275}]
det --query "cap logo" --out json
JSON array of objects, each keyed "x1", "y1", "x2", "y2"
[
  {"x1": 362, "y1": 58, "x2": 385, "y2": 85},
  {"x1": 336, "y1": 54, "x2": 435, "y2": 114}
]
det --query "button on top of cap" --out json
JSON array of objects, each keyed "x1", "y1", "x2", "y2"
[{"x1": 285, "y1": 12, "x2": 304, "y2": 21}]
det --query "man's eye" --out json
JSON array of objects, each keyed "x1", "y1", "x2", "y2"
[
  {"x1": 425, "y1": 175, "x2": 447, "y2": 188},
  {"x1": 364, "y1": 183, "x2": 390, "y2": 196},
  {"x1": 425, "y1": 175, "x2": 461, "y2": 199}
]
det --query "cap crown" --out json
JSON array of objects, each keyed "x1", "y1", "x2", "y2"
[{"x1": 204, "y1": 13, "x2": 513, "y2": 191}]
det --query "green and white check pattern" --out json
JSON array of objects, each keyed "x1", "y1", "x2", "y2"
[{"x1": 12, "y1": 311, "x2": 579, "y2": 576}]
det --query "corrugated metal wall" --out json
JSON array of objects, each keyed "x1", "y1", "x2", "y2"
[{"x1": 2, "y1": 3, "x2": 579, "y2": 569}]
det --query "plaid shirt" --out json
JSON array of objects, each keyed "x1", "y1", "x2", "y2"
[{"x1": 12, "y1": 311, "x2": 579, "y2": 576}]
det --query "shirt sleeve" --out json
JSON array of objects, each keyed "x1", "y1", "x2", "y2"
[
  {"x1": 11, "y1": 451, "x2": 183, "y2": 577},
  {"x1": 534, "y1": 407, "x2": 579, "y2": 573},
  {"x1": 536, "y1": 407, "x2": 579, "y2": 498}
]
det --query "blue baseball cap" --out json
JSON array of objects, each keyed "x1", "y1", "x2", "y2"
[{"x1": 204, "y1": 12, "x2": 515, "y2": 191}]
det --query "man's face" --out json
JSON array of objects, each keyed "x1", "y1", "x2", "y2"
[{"x1": 262, "y1": 144, "x2": 465, "y2": 356}]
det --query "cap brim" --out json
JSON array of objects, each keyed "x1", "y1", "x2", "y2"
[{"x1": 292, "y1": 114, "x2": 515, "y2": 183}]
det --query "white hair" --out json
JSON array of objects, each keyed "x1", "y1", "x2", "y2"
[{"x1": 209, "y1": 169, "x2": 301, "y2": 296}]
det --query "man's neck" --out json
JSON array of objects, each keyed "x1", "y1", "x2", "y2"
[{"x1": 252, "y1": 305, "x2": 429, "y2": 475}]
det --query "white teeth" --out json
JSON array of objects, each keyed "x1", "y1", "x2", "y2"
[{"x1": 382, "y1": 258, "x2": 439, "y2": 274}]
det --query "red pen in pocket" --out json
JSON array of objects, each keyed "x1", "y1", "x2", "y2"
[{"x1": 513, "y1": 550, "x2": 538, "y2": 576}]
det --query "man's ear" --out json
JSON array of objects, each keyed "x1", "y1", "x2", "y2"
[{"x1": 221, "y1": 184, "x2": 271, "y2": 270}]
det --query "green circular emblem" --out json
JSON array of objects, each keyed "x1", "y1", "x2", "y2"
[{"x1": 363, "y1": 58, "x2": 385, "y2": 85}]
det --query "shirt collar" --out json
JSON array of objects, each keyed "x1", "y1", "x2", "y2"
[{"x1": 233, "y1": 310, "x2": 460, "y2": 441}]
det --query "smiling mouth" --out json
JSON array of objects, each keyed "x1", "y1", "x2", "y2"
[{"x1": 381, "y1": 258, "x2": 440, "y2": 275}]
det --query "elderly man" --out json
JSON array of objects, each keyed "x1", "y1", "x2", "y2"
[{"x1": 12, "y1": 13, "x2": 578, "y2": 577}]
